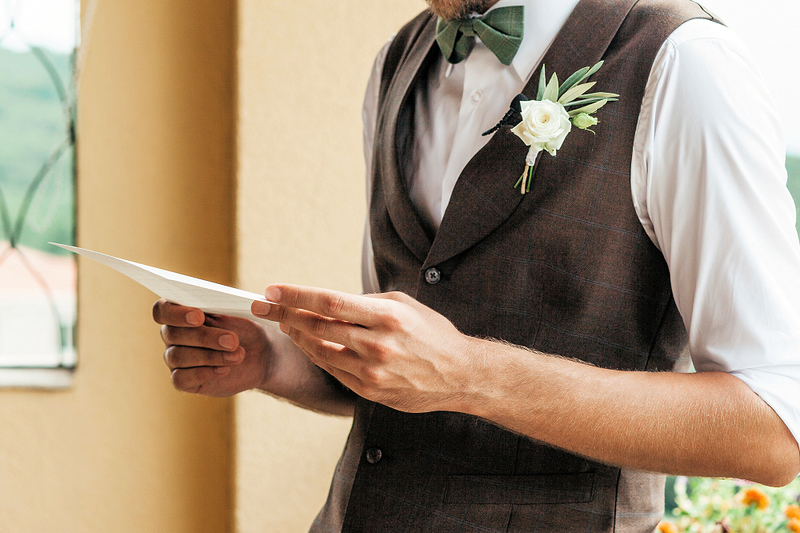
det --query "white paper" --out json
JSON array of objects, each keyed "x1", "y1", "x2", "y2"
[{"x1": 51, "y1": 243, "x2": 272, "y2": 323}]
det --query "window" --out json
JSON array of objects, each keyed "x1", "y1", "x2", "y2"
[{"x1": 0, "y1": 0, "x2": 78, "y2": 387}]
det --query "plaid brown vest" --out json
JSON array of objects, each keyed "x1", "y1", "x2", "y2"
[{"x1": 311, "y1": 1, "x2": 719, "y2": 531}]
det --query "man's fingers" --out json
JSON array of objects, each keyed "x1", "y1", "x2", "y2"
[
  {"x1": 164, "y1": 345, "x2": 244, "y2": 370},
  {"x1": 160, "y1": 323, "x2": 240, "y2": 352},
  {"x1": 153, "y1": 299, "x2": 205, "y2": 327},
  {"x1": 286, "y1": 324, "x2": 355, "y2": 366},
  {"x1": 259, "y1": 285, "x2": 381, "y2": 326},
  {"x1": 170, "y1": 366, "x2": 231, "y2": 393},
  {"x1": 271, "y1": 305, "x2": 374, "y2": 355}
]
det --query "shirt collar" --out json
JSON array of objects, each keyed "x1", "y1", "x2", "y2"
[{"x1": 484, "y1": 0, "x2": 581, "y2": 81}]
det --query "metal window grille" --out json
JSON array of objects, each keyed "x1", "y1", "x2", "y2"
[{"x1": 0, "y1": 0, "x2": 78, "y2": 376}]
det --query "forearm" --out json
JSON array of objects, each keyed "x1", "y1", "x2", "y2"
[
  {"x1": 259, "y1": 326, "x2": 357, "y2": 417},
  {"x1": 253, "y1": 285, "x2": 799, "y2": 484},
  {"x1": 462, "y1": 338, "x2": 800, "y2": 486}
]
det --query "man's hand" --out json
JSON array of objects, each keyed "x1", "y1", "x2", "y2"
[
  {"x1": 153, "y1": 299, "x2": 272, "y2": 397},
  {"x1": 153, "y1": 298, "x2": 358, "y2": 415},
  {"x1": 251, "y1": 285, "x2": 478, "y2": 414},
  {"x1": 252, "y1": 284, "x2": 800, "y2": 486}
]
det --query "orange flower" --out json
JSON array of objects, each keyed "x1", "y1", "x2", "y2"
[
  {"x1": 740, "y1": 487, "x2": 770, "y2": 510},
  {"x1": 788, "y1": 517, "x2": 800, "y2": 533},
  {"x1": 657, "y1": 521, "x2": 678, "y2": 533},
  {"x1": 787, "y1": 505, "x2": 800, "y2": 520}
]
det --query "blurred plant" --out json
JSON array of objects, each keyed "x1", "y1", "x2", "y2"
[{"x1": 658, "y1": 477, "x2": 800, "y2": 533}]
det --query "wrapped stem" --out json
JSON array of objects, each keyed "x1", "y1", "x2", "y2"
[{"x1": 514, "y1": 164, "x2": 535, "y2": 194}]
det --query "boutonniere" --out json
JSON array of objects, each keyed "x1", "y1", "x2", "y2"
[{"x1": 485, "y1": 61, "x2": 619, "y2": 194}]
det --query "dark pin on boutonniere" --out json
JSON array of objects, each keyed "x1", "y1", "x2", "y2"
[
  {"x1": 482, "y1": 93, "x2": 529, "y2": 136},
  {"x1": 484, "y1": 61, "x2": 619, "y2": 194}
]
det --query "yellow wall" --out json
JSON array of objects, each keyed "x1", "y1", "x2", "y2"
[
  {"x1": 234, "y1": 1, "x2": 423, "y2": 531},
  {"x1": 3, "y1": 1, "x2": 790, "y2": 532},
  {"x1": 1, "y1": 1, "x2": 431, "y2": 531},
  {"x1": 0, "y1": 0, "x2": 235, "y2": 531}
]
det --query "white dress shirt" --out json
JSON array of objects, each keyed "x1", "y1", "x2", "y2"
[{"x1": 361, "y1": 0, "x2": 800, "y2": 445}]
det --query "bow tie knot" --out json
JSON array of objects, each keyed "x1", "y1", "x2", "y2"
[
  {"x1": 458, "y1": 21, "x2": 477, "y2": 37},
  {"x1": 435, "y1": 5, "x2": 524, "y2": 66}
]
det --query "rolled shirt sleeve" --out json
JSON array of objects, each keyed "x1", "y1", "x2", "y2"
[
  {"x1": 363, "y1": 18, "x2": 800, "y2": 446},
  {"x1": 632, "y1": 20, "x2": 800, "y2": 444}
]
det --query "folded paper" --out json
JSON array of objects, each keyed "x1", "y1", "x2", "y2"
[{"x1": 51, "y1": 243, "x2": 272, "y2": 323}]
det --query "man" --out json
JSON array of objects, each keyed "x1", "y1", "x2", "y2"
[{"x1": 154, "y1": 0, "x2": 800, "y2": 531}]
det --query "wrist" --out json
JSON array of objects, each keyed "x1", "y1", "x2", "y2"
[
  {"x1": 255, "y1": 325, "x2": 284, "y2": 392},
  {"x1": 455, "y1": 338, "x2": 551, "y2": 429},
  {"x1": 451, "y1": 335, "x2": 506, "y2": 419}
]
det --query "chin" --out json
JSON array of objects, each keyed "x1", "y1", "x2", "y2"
[{"x1": 425, "y1": 0, "x2": 495, "y2": 21}]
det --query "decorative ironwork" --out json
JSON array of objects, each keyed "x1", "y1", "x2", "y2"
[{"x1": 0, "y1": 0, "x2": 78, "y2": 369}]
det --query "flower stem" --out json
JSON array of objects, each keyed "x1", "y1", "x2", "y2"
[
  {"x1": 515, "y1": 165, "x2": 528, "y2": 192},
  {"x1": 514, "y1": 164, "x2": 536, "y2": 194},
  {"x1": 526, "y1": 165, "x2": 534, "y2": 192}
]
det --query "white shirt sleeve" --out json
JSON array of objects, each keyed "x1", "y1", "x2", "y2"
[
  {"x1": 632, "y1": 19, "x2": 800, "y2": 444},
  {"x1": 363, "y1": 20, "x2": 800, "y2": 445},
  {"x1": 361, "y1": 39, "x2": 391, "y2": 295}
]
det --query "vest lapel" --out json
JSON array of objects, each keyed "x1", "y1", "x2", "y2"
[
  {"x1": 375, "y1": 15, "x2": 439, "y2": 264},
  {"x1": 424, "y1": 0, "x2": 638, "y2": 269}
]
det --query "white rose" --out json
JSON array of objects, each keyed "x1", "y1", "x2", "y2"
[{"x1": 511, "y1": 99, "x2": 572, "y2": 161}]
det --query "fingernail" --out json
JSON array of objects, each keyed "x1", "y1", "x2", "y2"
[
  {"x1": 223, "y1": 351, "x2": 240, "y2": 362},
  {"x1": 251, "y1": 301, "x2": 271, "y2": 316},
  {"x1": 219, "y1": 334, "x2": 235, "y2": 350},
  {"x1": 265, "y1": 286, "x2": 281, "y2": 302},
  {"x1": 214, "y1": 366, "x2": 230, "y2": 375},
  {"x1": 186, "y1": 311, "x2": 202, "y2": 326},
  {"x1": 279, "y1": 322, "x2": 289, "y2": 334}
]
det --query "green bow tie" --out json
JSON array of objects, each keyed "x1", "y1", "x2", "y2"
[{"x1": 435, "y1": 5, "x2": 524, "y2": 66}]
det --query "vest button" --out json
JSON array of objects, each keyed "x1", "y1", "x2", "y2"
[
  {"x1": 425, "y1": 267, "x2": 441, "y2": 285},
  {"x1": 365, "y1": 447, "x2": 382, "y2": 464}
]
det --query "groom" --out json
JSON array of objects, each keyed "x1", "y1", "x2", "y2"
[{"x1": 155, "y1": 0, "x2": 800, "y2": 531}]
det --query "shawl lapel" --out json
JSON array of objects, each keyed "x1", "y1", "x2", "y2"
[
  {"x1": 424, "y1": 0, "x2": 638, "y2": 269},
  {"x1": 374, "y1": 15, "x2": 439, "y2": 264},
  {"x1": 376, "y1": 0, "x2": 639, "y2": 269}
]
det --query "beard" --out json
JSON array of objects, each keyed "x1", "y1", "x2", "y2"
[{"x1": 425, "y1": 0, "x2": 496, "y2": 21}]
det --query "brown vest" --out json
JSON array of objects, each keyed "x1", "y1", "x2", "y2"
[{"x1": 311, "y1": 1, "x2": 718, "y2": 531}]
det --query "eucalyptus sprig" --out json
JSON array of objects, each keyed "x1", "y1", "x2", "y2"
[
  {"x1": 536, "y1": 60, "x2": 619, "y2": 132},
  {"x1": 509, "y1": 61, "x2": 619, "y2": 193}
]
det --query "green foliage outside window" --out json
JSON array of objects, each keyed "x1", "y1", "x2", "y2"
[
  {"x1": 0, "y1": 46, "x2": 75, "y2": 254},
  {"x1": 0, "y1": 1, "x2": 77, "y2": 371}
]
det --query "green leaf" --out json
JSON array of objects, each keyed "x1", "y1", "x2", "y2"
[
  {"x1": 585, "y1": 60, "x2": 604, "y2": 79},
  {"x1": 568, "y1": 99, "x2": 609, "y2": 116},
  {"x1": 558, "y1": 66, "x2": 590, "y2": 98},
  {"x1": 543, "y1": 72, "x2": 560, "y2": 102},
  {"x1": 563, "y1": 95, "x2": 616, "y2": 108},
  {"x1": 536, "y1": 65, "x2": 547, "y2": 100},
  {"x1": 581, "y1": 91, "x2": 619, "y2": 99},
  {"x1": 558, "y1": 82, "x2": 596, "y2": 104},
  {"x1": 562, "y1": 61, "x2": 605, "y2": 96}
]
